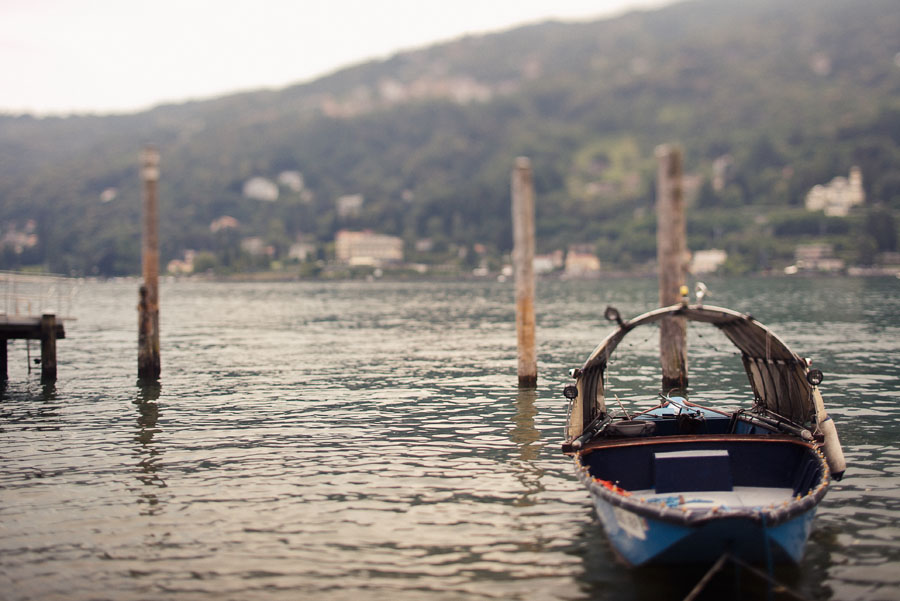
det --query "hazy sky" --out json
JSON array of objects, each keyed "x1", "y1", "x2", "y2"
[{"x1": 1, "y1": 0, "x2": 672, "y2": 116}]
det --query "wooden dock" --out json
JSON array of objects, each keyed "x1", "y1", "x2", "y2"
[
  {"x1": 1, "y1": 314, "x2": 66, "y2": 382},
  {"x1": 1, "y1": 271, "x2": 74, "y2": 383}
]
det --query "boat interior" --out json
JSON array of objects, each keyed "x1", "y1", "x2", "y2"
[
  {"x1": 563, "y1": 303, "x2": 847, "y2": 482},
  {"x1": 579, "y1": 436, "x2": 826, "y2": 507}
]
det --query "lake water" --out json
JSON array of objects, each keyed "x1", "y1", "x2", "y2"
[{"x1": 2, "y1": 276, "x2": 898, "y2": 601}]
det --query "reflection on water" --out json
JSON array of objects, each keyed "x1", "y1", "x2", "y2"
[
  {"x1": 133, "y1": 384, "x2": 165, "y2": 515},
  {"x1": 0, "y1": 277, "x2": 897, "y2": 600},
  {"x1": 510, "y1": 386, "x2": 543, "y2": 507}
]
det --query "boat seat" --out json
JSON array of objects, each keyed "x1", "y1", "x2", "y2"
[{"x1": 654, "y1": 449, "x2": 733, "y2": 493}]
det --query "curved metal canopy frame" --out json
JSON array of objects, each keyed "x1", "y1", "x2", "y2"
[{"x1": 567, "y1": 303, "x2": 820, "y2": 439}]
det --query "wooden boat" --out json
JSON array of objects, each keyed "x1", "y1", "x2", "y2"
[{"x1": 561, "y1": 302, "x2": 846, "y2": 566}]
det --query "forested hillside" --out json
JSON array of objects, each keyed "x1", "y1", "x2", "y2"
[{"x1": 1, "y1": 0, "x2": 898, "y2": 276}]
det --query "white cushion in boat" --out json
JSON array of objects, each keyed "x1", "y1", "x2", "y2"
[{"x1": 632, "y1": 486, "x2": 796, "y2": 509}]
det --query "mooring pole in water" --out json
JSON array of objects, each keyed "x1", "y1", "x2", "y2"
[
  {"x1": 511, "y1": 156, "x2": 537, "y2": 387},
  {"x1": 40, "y1": 313, "x2": 57, "y2": 383},
  {"x1": 655, "y1": 144, "x2": 688, "y2": 391},
  {"x1": 138, "y1": 146, "x2": 161, "y2": 381},
  {"x1": 0, "y1": 338, "x2": 7, "y2": 381}
]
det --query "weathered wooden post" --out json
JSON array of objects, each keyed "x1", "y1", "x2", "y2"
[
  {"x1": 138, "y1": 146, "x2": 161, "y2": 381},
  {"x1": 655, "y1": 144, "x2": 688, "y2": 390},
  {"x1": 512, "y1": 156, "x2": 537, "y2": 387},
  {"x1": 1, "y1": 338, "x2": 7, "y2": 381},
  {"x1": 40, "y1": 313, "x2": 57, "y2": 382}
]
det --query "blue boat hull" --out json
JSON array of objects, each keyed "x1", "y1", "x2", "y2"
[
  {"x1": 590, "y1": 490, "x2": 817, "y2": 566},
  {"x1": 574, "y1": 435, "x2": 830, "y2": 566}
]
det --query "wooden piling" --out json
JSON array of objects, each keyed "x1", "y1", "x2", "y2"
[
  {"x1": 512, "y1": 157, "x2": 537, "y2": 387},
  {"x1": 40, "y1": 313, "x2": 57, "y2": 382},
  {"x1": 1, "y1": 338, "x2": 7, "y2": 381},
  {"x1": 655, "y1": 144, "x2": 688, "y2": 391},
  {"x1": 138, "y1": 146, "x2": 161, "y2": 381}
]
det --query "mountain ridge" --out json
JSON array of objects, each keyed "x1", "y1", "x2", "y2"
[{"x1": 1, "y1": 0, "x2": 898, "y2": 276}]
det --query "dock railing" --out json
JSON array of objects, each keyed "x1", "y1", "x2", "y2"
[{"x1": 0, "y1": 271, "x2": 77, "y2": 320}]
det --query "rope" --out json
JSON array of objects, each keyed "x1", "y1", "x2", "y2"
[
  {"x1": 693, "y1": 323, "x2": 739, "y2": 356},
  {"x1": 729, "y1": 555, "x2": 810, "y2": 601},
  {"x1": 603, "y1": 326, "x2": 659, "y2": 414},
  {"x1": 681, "y1": 552, "x2": 812, "y2": 601},
  {"x1": 617, "y1": 324, "x2": 658, "y2": 353},
  {"x1": 682, "y1": 553, "x2": 730, "y2": 601}
]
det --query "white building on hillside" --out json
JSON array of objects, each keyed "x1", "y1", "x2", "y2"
[
  {"x1": 335, "y1": 230, "x2": 403, "y2": 266},
  {"x1": 805, "y1": 167, "x2": 864, "y2": 217},
  {"x1": 243, "y1": 177, "x2": 279, "y2": 202},
  {"x1": 785, "y1": 243, "x2": 845, "y2": 274},
  {"x1": 277, "y1": 170, "x2": 304, "y2": 192},
  {"x1": 565, "y1": 246, "x2": 601, "y2": 276},
  {"x1": 691, "y1": 249, "x2": 728, "y2": 274},
  {"x1": 288, "y1": 236, "x2": 317, "y2": 261},
  {"x1": 534, "y1": 250, "x2": 564, "y2": 274},
  {"x1": 336, "y1": 194, "x2": 365, "y2": 218}
]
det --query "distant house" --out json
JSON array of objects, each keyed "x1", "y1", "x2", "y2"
[
  {"x1": 691, "y1": 249, "x2": 728, "y2": 274},
  {"x1": 712, "y1": 155, "x2": 733, "y2": 192},
  {"x1": 243, "y1": 177, "x2": 279, "y2": 202},
  {"x1": 241, "y1": 237, "x2": 274, "y2": 257},
  {"x1": 805, "y1": 167, "x2": 864, "y2": 217},
  {"x1": 795, "y1": 243, "x2": 833, "y2": 265},
  {"x1": 277, "y1": 170, "x2": 304, "y2": 192},
  {"x1": 99, "y1": 187, "x2": 118, "y2": 203},
  {"x1": 166, "y1": 250, "x2": 196, "y2": 275},
  {"x1": 288, "y1": 236, "x2": 317, "y2": 261},
  {"x1": 534, "y1": 250, "x2": 564, "y2": 274},
  {"x1": 335, "y1": 230, "x2": 403, "y2": 266},
  {"x1": 336, "y1": 194, "x2": 364, "y2": 218},
  {"x1": 1, "y1": 220, "x2": 38, "y2": 255},
  {"x1": 565, "y1": 246, "x2": 601, "y2": 276},
  {"x1": 786, "y1": 243, "x2": 845, "y2": 273},
  {"x1": 210, "y1": 216, "x2": 239, "y2": 232}
]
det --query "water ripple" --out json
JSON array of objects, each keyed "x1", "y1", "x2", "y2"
[{"x1": 1, "y1": 277, "x2": 898, "y2": 600}]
